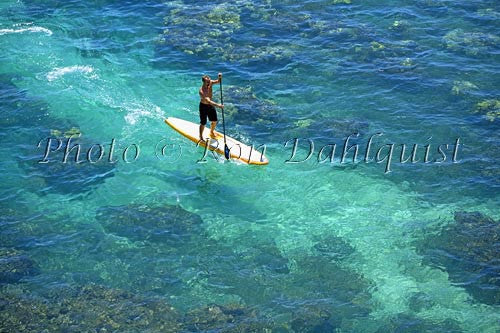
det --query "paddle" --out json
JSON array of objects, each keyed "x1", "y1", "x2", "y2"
[{"x1": 219, "y1": 75, "x2": 230, "y2": 160}]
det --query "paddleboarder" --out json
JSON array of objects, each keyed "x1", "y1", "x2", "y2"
[{"x1": 199, "y1": 73, "x2": 224, "y2": 141}]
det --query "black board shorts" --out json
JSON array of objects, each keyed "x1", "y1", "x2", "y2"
[{"x1": 199, "y1": 103, "x2": 218, "y2": 125}]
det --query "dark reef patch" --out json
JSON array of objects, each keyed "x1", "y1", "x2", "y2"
[
  {"x1": 96, "y1": 204, "x2": 204, "y2": 244},
  {"x1": 0, "y1": 248, "x2": 39, "y2": 284},
  {"x1": 417, "y1": 211, "x2": 500, "y2": 305}
]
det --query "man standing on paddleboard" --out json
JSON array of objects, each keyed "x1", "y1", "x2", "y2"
[{"x1": 199, "y1": 73, "x2": 224, "y2": 141}]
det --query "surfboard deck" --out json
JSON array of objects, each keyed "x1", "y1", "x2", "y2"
[{"x1": 165, "y1": 117, "x2": 269, "y2": 165}]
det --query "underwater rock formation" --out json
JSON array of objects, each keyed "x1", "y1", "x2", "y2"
[
  {"x1": 183, "y1": 304, "x2": 272, "y2": 332},
  {"x1": 390, "y1": 20, "x2": 410, "y2": 33},
  {"x1": 0, "y1": 248, "x2": 39, "y2": 283},
  {"x1": 0, "y1": 207, "x2": 25, "y2": 249},
  {"x1": 0, "y1": 283, "x2": 277, "y2": 332},
  {"x1": 0, "y1": 284, "x2": 182, "y2": 332},
  {"x1": 156, "y1": 1, "x2": 297, "y2": 66},
  {"x1": 224, "y1": 86, "x2": 281, "y2": 123},
  {"x1": 222, "y1": 85, "x2": 285, "y2": 140},
  {"x1": 183, "y1": 233, "x2": 291, "y2": 306},
  {"x1": 231, "y1": 234, "x2": 290, "y2": 275},
  {"x1": 283, "y1": 249, "x2": 373, "y2": 330},
  {"x1": 473, "y1": 99, "x2": 499, "y2": 121},
  {"x1": 451, "y1": 80, "x2": 478, "y2": 96},
  {"x1": 313, "y1": 234, "x2": 356, "y2": 263},
  {"x1": 333, "y1": 38, "x2": 422, "y2": 77},
  {"x1": 289, "y1": 115, "x2": 370, "y2": 145},
  {"x1": 417, "y1": 211, "x2": 500, "y2": 305},
  {"x1": 96, "y1": 204, "x2": 203, "y2": 243},
  {"x1": 443, "y1": 29, "x2": 500, "y2": 57},
  {"x1": 289, "y1": 305, "x2": 340, "y2": 332}
]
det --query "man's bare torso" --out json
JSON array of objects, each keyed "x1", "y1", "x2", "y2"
[{"x1": 199, "y1": 84, "x2": 213, "y2": 105}]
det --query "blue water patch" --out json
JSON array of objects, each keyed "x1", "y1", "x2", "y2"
[{"x1": 0, "y1": 0, "x2": 499, "y2": 331}]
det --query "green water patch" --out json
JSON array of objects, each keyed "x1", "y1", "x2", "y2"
[
  {"x1": 239, "y1": 162, "x2": 500, "y2": 331},
  {"x1": 0, "y1": 201, "x2": 373, "y2": 329},
  {"x1": 283, "y1": 252, "x2": 373, "y2": 330}
]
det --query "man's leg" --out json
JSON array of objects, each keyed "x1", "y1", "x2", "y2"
[
  {"x1": 199, "y1": 124, "x2": 205, "y2": 141},
  {"x1": 210, "y1": 121, "x2": 217, "y2": 137},
  {"x1": 199, "y1": 103, "x2": 207, "y2": 141}
]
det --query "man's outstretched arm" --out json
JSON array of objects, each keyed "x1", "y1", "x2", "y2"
[{"x1": 211, "y1": 72, "x2": 222, "y2": 84}]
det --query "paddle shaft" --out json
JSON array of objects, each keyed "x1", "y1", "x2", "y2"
[
  {"x1": 219, "y1": 78, "x2": 230, "y2": 159},
  {"x1": 219, "y1": 80, "x2": 226, "y2": 144}
]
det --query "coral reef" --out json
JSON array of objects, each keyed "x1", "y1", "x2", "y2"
[
  {"x1": 0, "y1": 284, "x2": 181, "y2": 332},
  {"x1": 473, "y1": 99, "x2": 499, "y2": 121},
  {"x1": 156, "y1": 1, "x2": 297, "y2": 66},
  {"x1": 0, "y1": 283, "x2": 276, "y2": 332},
  {"x1": 451, "y1": 80, "x2": 478, "y2": 96},
  {"x1": 443, "y1": 29, "x2": 500, "y2": 57}
]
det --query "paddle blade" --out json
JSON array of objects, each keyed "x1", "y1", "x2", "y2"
[{"x1": 224, "y1": 144, "x2": 230, "y2": 160}]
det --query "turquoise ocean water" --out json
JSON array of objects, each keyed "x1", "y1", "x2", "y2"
[{"x1": 0, "y1": 0, "x2": 499, "y2": 331}]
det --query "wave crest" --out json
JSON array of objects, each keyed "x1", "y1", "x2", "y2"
[
  {"x1": 46, "y1": 65, "x2": 94, "y2": 81},
  {"x1": 0, "y1": 26, "x2": 53, "y2": 36}
]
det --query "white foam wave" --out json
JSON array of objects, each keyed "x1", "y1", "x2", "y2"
[
  {"x1": 124, "y1": 104, "x2": 165, "y2": 125},
  {"x1": 46, "y1": 65, "x2": 94, "y2": 81},
  {"x1": 0, "y1": 26, "x2": 53, "y2": 36}
]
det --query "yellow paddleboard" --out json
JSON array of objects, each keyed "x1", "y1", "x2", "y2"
[{"x1": 165, "y1": 117, "x2": 269, "y2": 165}]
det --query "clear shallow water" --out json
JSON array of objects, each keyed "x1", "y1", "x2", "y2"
[{"x1": 0, "y1": 0, "x2": 499, "y2": 332}]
